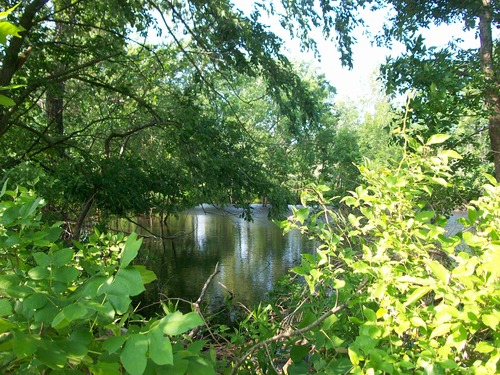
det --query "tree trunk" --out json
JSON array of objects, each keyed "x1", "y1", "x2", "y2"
[
  {"x1": 46, "y1": 81, "x2": 65, "y2": 135},
  {"x1": 0, "y1": 0, "x2": 48, "y2": 137},
  {"x1": 479, "y1": 0, "x2": 500, "y2": 181},
  {"x1": 74, "y1": 194, "x2": 95, "y2": 240}
]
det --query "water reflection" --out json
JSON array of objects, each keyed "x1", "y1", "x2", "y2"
[{"x1": 120, "y1": 204, "x2": 315, "y2": 312}]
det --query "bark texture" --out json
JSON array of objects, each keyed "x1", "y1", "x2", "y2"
[{"x1": 479, "y1": 0, "x2": 500, "y2": 181}]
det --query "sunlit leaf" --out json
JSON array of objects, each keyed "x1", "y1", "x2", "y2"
[
  {"x1": 120, "y1": 232, "x2": 142, "y2": 268},
  {"x1": 439, "y1": 150, "x2": 462, "y2": 159},
  {"x1": 426, "y1": 134, "x2": 451, "y2": 146},
  {"x1": 404, "y1": 286, "x2": 431, "y2": 307},
  {"x1": 430, "y1": 323, "x2": 451, "y2": 339},
  {"x1": 482, "y1": 314, "x2": 499, "y2": 330},
  {"x1": 425, "y1": 259, "x2": 450, "y2": 284},
  {"x1": 294, "y1": 207, "x2": 310, "y2": 224},
  {"x1": 132, "y1": 265, "x2": 157, "y2": 284},
  {"x1": 160, "y1": 311, "x2": 203, "y2": 336},
  {"x1": 475, "y1": 341, "x2": 495, "y2": 354},
  {"x1": 348, "y1": 348, "x2": 360, "y2": 365},
  {"x1": 0, "y1": 94, "x2": 15, "y2": 106}
]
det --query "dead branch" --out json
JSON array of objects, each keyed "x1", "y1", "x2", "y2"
[
  {"x1": 188, "y1": 262, "x2": 220, "y2": 340},
  {"x1": 229, "y1": 278, "x2": 369, "y2": 375}
]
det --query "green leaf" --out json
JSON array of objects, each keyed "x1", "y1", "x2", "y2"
[
  {"x1": 291, "y1": 345, "x2": 310, "y2": 362},
  {"x1": 482, "y1": 314, "x2": 498, "y2": 330},
  {"x1": 439, "y1": 150, "x2": 462, "y2": 159},
  {"x1": 187, "y1": 340, "x2": 206, "y2": 354},
  {"x1": 120, "y1": 334, "x2": 149, "y2": 375},
  {"x1": 148, "y1": 327, "x2": 173, "y2": 365},
  {"x1": 430, "y1": 323, "x2": 451, "y2": 339},
  {"x1": 0, "y1": 299, "x2": 12, "y2": 316},
  {"x1": 52, "y1": 248, "x2": 74, "y2": 266},
  {"x1": 321, "y1": 314, "x2": 338, "y2": 330},
  {"x1": 186, "y1": 357, "x2": 216, "y2": 375},
  {"x1": 120, "y1": 232, "x2": 142, "y2": 268},
  {"x1": 160, "y1": 311, "x2": 203, "y2": 336},
  {"x1": 415, "y1": 211, "x2": 435, "y2": 223},
  {"x1": 404, "y1": 286, "x2": 431, "y2": 307},
  {"x1": 429, "y1": 177, "x2": 450, "y2": 187},
  {"x1": 2, "y1": 205, "x2": 20, "y2": 224},
  {"x1": 482, "y1": 173, "x2": 497, "y2": 185},
  {"x1": 0, "y1": 179, "x2": 7, "y2": 197},
  {"x1": 348, "y1": 348, "x2": 360, "y2": 365},
  {"x1": 295, "y1": 207, "x2": 310, "y2": 224},
  {"x1": 22, "y1": 293, "x2": 48, "y2": 315},
  {"x1": 363, "y1": 307, "x2": 377, "y2": 322},
  {"x1": 52, "y1": 310, "x2": 70, "y2": 330},
  {"x1": 33, "y1": 252, "x2": 51, "y2": 267},
  {"x1": 112, "y1": 267, "x2": 145, "y2": 296},
  {"x1": 90, "y1": 362, "x2": 121, "y2": 375},
  {"x1": 63, "y1": 303, "x2": 88, "y2": 322},
  {"x1": 0, "y1": 4, "x2": 22, "y2": 20},
  {"x1": 0, "y1": 274, "x2": 20, "y2": 289},
  {"x1": 101, "y1": 267, "x2": 145, "y2": 299},
  {"x1": 28, "y1": 266, "x2": 50, "y2": 280},
  {"x1": 0, "y1": 317, "x2": 16, "y2": 333},
  {"x1": 53, "y1": 266, "x2": 80, "y2": 283},
  {"x1": 132, "y1": 265, "x2": 157, "y2": 284},
  {"x1": 410, "y1": 317, "x2": 427, "y2": 328},
  {"x1": 0, "y1": 93, "x2": 15, "y2": 106},
  {"x1": 20, "y1": 196, "x2": 43, "y2": 218},
  {"x1": 440, "y1": 359, "x2": 459, "y2": 369},
  {"x1": 292, "y1": 266, "x2": 307, "y2": 276},
  {"x1": 36, "y1": 342, "x2": 67, "y2": 369},
  {"x1": 107, "y1": 294, "x2": 132, "y2": 315},
  {"x1": 425, "y1": 259, "x2": 450, "y2": 284},
  {"x1": 103, "y1": 335, "x2": 127, "y2": 354},
  {"x1": 426, "y1": 134, "x2": 451, "y2": 146},
  {"x1": 12, "y1": 332, "x2": 38, "y2": 359},
  {"x1": 475, "y1": 342, "x2": 495, "y2": 354}
]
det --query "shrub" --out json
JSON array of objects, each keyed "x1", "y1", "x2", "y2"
[
  {"x1": 0, "y1": 184, "x2": 215, "y2": 374},
  {"x1": 231, "y1": 133, "x2": 499, "y2": 374}
]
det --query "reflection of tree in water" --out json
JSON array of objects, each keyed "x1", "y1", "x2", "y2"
[{"x1": 123, "y1": 205, "x2": 315, "y2": 314}]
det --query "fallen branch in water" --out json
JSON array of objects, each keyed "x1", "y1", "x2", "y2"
[
  {"x1": 187, "y1": 262, "x2": 220, "y2": 341},
  {"x1": 229, "y1": 278, "x2": 369, "y2": 375}
]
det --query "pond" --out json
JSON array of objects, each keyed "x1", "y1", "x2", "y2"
[{"x1": 117, "y1": 204, "x2": 316, "y2": 314}]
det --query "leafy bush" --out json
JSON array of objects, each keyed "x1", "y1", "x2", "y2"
[
  {"x1": 0, "y1": 185, "x2": 215, "y2": 374},
  {"x1": 230, "y1": 134, "x2": 499, "y2": 374}
]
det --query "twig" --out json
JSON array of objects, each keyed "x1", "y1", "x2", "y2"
[
  {"x1": 230, "y1": 278, "x2": 369, "y2": 375},
  {"x1": 218, "y1": 281, "x2": 235, "y2": 300},
  {"x1": 188, "y1": 262, "x2": 220, "y2": 340}
]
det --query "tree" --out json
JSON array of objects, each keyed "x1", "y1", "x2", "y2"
[
  {"x1": 0, "y1": 0, "x2": 325, "y2": 234},
  {"x1": 261, "y1": 0, "x2": 500, "y2": 180}
]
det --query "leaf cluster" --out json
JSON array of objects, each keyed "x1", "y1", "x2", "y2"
[
  {"x1": 231, "y1": 134, "x2": 499, "y2": 374},
  {"x1": 0, "y1": 184, "x2": 216, "y2": 374}
]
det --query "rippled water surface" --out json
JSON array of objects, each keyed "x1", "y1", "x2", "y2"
[{"x1": 118, "y1": 205, "x2": 315, "y2": 312}]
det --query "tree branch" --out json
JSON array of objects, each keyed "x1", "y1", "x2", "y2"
[
  {"x1": 188, "y1": 262, "x2": 220, "y2": 341},
  {"x1": 230, "y1": 278, "x2": 369, "y2": 375},
  {"x1": 104, "y1": 120, "x2": 157, "y2": 157}
]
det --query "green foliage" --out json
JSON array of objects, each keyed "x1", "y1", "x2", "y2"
[
  {"x1": 1, "y1": 0, "x2": 335, "y2": 225},
  {"x1": 0, "y1": 4, "x2": 24, "y2": 107},
  {"x1": 233, "y1": 134, "x2": 499, "y2": 374},
  {"x1": 0, "y1": 184, "x2": 215, "y2": 374}
]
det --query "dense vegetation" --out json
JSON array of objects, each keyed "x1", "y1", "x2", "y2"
[{"x1": 0, "y1": 1, "x2": 499, "y2": 374}]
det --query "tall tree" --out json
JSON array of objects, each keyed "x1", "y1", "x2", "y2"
[
  {"x1": 265, "y1": 0, "x2": 500, "y2": 180},
  {"x1": 0, "y1": 0, "x2": 324, "y2": 233}
]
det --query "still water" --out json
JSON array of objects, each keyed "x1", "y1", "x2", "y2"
[{"x1": 118, "y1": 204, "x2": 315, "y2": 313}]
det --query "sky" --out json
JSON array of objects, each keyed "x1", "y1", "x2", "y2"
[{"x1": 231, "y1": 1, "x2": 490, "y2": 103}]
